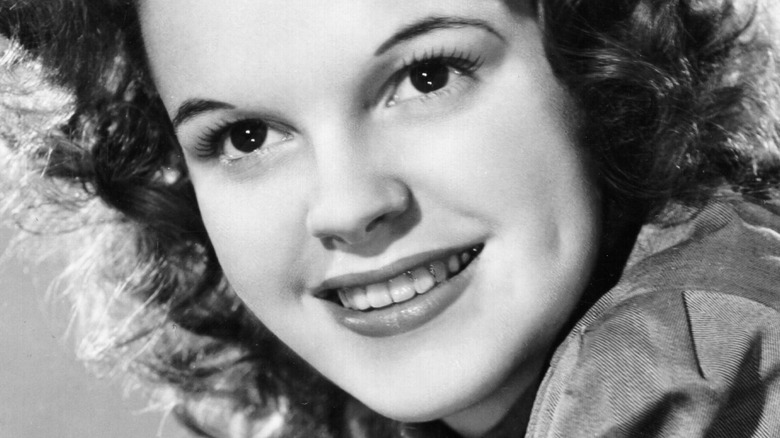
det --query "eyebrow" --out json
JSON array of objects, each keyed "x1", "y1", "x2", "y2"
[
  {"x1": 374, "y1": 16, "x2": 505, "y2": 56},
  {"x1": 172, "y1": 99, "x2": 235, "y2": 129},
  {"x1": 171, "y1": 16, "x2": 503, "y2": 129}
]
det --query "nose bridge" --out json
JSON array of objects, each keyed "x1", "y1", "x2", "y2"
[{"x1": 306, "y1": 124, "x2": 409, "y2": 246}]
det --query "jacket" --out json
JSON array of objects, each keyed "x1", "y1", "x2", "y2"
[{"x1": 524, "y1": 199, "x2": 780, "y2": 437}]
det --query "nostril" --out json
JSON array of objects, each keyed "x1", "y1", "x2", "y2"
[
  {"x1": 365, "y1": 216, "x2": 383, "y2": 234},
  {"x1": 307, "y1": 177, "x2": 411, "y2": 245},
  {"x1": 321, "y1": 236, "x2": 337, "y2": 250},
  {"x1": 365, "y1": 194, "x2": 409, "y2": 234}
]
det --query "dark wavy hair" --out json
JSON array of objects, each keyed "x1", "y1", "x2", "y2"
[{"x1": 1, "y1": 0, "x2": 778, "y2": 436}]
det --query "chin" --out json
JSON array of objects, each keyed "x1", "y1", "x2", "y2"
[
  {"x1": 362, "y1": 390, "x2": 476, "y2": 423},
  {"x1": 354, "y1": 358, "x2": 524, "y2": 425}
]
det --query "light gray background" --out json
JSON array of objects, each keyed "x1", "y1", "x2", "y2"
[{"x1": 0, "y1": 226, "x2": 190, "y2": 438}]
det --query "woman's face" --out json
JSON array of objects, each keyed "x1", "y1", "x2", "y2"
[{"x1": 141, "y1": 0, "x2": 601, "y2": 433}]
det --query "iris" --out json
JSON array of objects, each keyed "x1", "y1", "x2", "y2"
[
  {"x1": 229, "y1": 120, "x2": 268, "y2": 153},
  {"x1": 409, "y1": 61, "x2": 450, "y2": 94}
]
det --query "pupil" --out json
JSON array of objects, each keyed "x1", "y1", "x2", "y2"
[
  {"x1": 410, "y1": 61, "x2": 449, "y2": 94},
  {"x1": 229, "y1": 120, "x2": 268, "y2": 153}
]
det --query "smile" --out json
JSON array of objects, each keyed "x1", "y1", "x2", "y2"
[
  {"x1": 333, "y1": 246, "x2": 481, "y2": 311},
  {"x1": 318, "y1": 244, "x2": 484, "y2": 337}
]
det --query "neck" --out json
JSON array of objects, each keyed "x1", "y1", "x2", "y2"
[{"x1": 442, "y1": 361, "x2": 542, "y2": 438}]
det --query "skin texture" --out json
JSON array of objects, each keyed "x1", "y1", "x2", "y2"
[{"x1": 140, "y1": 0, "x2": 602, "y2": 435}]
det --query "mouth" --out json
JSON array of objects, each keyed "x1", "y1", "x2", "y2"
[{"x1": 317, "y1": 244, "x2": 484, "y2": 311}]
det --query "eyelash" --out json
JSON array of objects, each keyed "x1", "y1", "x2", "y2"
[
  {"x1": 398, "y1": 47, "x2": 484, "y2": 79},
  {"x1": 194, "y1": 119, "x2": 237, "y2": 159},
  {"x1": 193, "y1": 118, "x2": 293, "y2": 161},
  {"x1": 191, "y1": 47, "x2": 485, "y2": 160},
  {"x1": 389, "y1": 48, "x2": 484, "y2": 100}
]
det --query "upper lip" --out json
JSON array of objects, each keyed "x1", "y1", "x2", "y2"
[{"x1": 311, "y1": 243, "x2": 482, "y2": 296}]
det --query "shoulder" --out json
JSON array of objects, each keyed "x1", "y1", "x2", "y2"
[
  {"x1": 586, "y1": 288, "x2": 780, "y2": 386},
  {"x1": 619, "y1": 199, "x2": 780, "y2": 312},
  {"x1": 576, "y1": 198, "x2": 780, "y2": 381},
  {"x1": 532, "y1": 290, "x2": 780, "y2": 437},
  {"x1": 528, "y1": 290, "x2": 780, "y2": 437},
  {"x1": 530, "y1": 290, "x2": 780, "y2": 437},
  {"x1": 528, "y1": 200, "x2": 780, "y2": 437}
]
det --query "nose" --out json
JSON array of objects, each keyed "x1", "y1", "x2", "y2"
[{"x1": 306, "y1": 155, "x2": 411, "y2": 247}]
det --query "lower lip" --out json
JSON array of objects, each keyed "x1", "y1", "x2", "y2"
[{"x1": 323, "y1": 254, "x2": 480, "y2": 338}]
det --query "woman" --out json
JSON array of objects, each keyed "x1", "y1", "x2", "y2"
[{"x1": 1, "y1": 0, "x2": 779, "y2": 437}]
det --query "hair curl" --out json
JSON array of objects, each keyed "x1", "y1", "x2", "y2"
[{"x1": 1, "y1": 0, "x2": 778, "y2": 437}]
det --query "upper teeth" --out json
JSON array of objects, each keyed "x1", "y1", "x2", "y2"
[{"x1": 336, "y1": 247, "x2": 478, "y2": 311}]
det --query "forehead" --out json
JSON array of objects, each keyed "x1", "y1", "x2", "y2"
[
  {"x1": 139, "y1": 0, "x2": 531, "y2": 104},
  {"x1": 139, "y1": 0, "x2": 521, "y2": 47}
]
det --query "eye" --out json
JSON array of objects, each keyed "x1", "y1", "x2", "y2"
[
  {"x1": 215, "y1": 119, "x2": 292, "y2": 160},
  {"x1": 387, "y1": 54, "x2": 482, "y2": 107},
  {"x1": 228, "y1": 120, "x2": 269, "y2": 153},
  {"x1": 409, "y1": 60, "x2": 451, "y2": 94}
]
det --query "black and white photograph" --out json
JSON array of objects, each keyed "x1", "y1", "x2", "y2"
[{"x1": 1, "y1": 1, "x2": 780, "y2": 437}]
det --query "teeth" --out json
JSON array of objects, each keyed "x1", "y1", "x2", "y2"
[
  {"x1": 388, "y1": 273, "x2": 416, "y2": 303},
  {"x1": 350, "y1": 286, "x2": 370, "y2": 311},
  {"x1": 366, "y1": 282, "x2": 394, "y2": 309},
  {"x1": 335, "y1": 246, "x2": 481, "y2": 310},
  {"x1": 448, "y1": 255, "x2": 460, "y2": 273},
  {"x1": 429, "y1": 261, "x2": 448, "y2": 283},
  {"x1": 338, "y1": 289, "x2": 353, "y2": 310},
  {"x1": 411, "y1": 267, "x2": 436, "y2": 294}
]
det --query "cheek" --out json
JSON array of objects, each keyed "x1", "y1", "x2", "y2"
[
  {"x1": 383, "y1": 73, "x2": 586, "y2": 227},
  {"x1": 191, "y1": 169, "x2": 313, "y2": 308}
]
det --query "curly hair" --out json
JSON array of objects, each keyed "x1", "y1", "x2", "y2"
[{"x1": 1, "y1": 0, "x2": 778, "y2": 437}]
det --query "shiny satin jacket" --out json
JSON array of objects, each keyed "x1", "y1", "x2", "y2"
[{"x1": 526, "y1": 198, "x2": 780, "y2": 437}]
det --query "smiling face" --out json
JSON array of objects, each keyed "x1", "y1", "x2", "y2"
[{"x1": 140, "y1": 0, "x2": 601, "y2": 434}]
